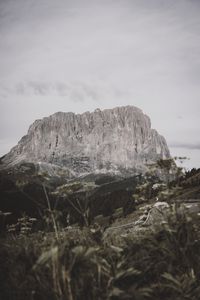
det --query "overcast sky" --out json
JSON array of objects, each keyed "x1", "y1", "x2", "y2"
[{"x1": 0, "y1": 0, "x2": 200, "y2": 169}]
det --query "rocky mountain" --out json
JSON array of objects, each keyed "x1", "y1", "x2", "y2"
[{"x1": 1, "y1": 106, "x2": 171, "y2": 177}]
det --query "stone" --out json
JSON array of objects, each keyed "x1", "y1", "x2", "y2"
[{"x1": 1, "y1": 105, "x2": 171, "y2": 177}]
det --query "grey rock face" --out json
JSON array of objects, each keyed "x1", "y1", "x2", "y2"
[{"x1": 1, "y1": 106, "x2": 171, "y2": 176}]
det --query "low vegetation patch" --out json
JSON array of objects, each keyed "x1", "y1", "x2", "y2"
[{"x1": 1, "y1": 208, "x2": 200, "y2": 300}]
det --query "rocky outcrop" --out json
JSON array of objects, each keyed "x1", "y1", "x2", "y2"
[{"x1": 1, "y1": 106, "x2": 171, "y2": 176}]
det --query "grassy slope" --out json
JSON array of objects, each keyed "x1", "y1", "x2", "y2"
[
  {"x1": 1, "y1": 168, "x2": 200, "y2": 299},
  {"x1": 1, "y1": 210, "x2": 200, "y2": 300}
]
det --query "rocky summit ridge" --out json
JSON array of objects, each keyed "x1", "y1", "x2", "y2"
[{"x1": 1, "y1": 106, "x2": 171, "y2": 177}]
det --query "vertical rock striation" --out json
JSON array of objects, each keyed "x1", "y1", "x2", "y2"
[{"x1": 1, "y1": 106, "x2": 171, "y2": 176}]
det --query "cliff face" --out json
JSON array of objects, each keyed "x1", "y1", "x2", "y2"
[{"x1": 1, "y1": 106, "x2": 171, "y2": 176}]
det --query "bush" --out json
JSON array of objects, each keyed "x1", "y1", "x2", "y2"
[{"x1": 1, "y1": 208, "x2": 200, "y2": 300}]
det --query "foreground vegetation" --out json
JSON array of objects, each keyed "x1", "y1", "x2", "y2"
[
  {"x1": 0, "y1": 165, "x2": 200, "y2": 299},
  {"x1": 1, "y1": 207, "x2": 200, "y2": 300}
]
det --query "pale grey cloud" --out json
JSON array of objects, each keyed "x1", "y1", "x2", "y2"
[
  {"x1": 0, "y1": 0, "x2": 200, "y2": 168},
  {"x1": 170, "y1": 143, "x2": 200, "y2": 150}
]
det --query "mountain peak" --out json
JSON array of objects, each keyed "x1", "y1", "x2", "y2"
[{"x1": 1, "y1": 105, "x2": 170, "y2": 176}]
